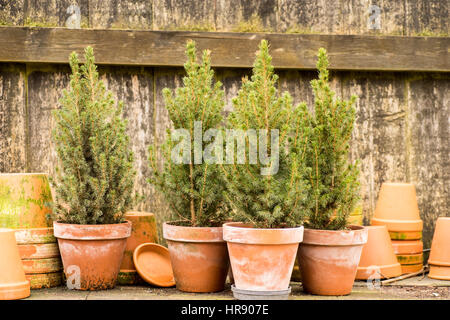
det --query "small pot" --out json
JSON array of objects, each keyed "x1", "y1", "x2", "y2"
[
  {"x1": 163, "y1": 222, "x2": 229, "y2": 293},
  {"x1": 356, "y1": 226, "x2": 402, "y2": 280},
  {"x1": 428, "y1": 217, "x2": 450, "y2": 280},
  {"x1": 54, "y1": 221, "x2": 131, "y2": 290},
  {"x1": 298, "y1": 225, "x2": 368, "y2": 296},
  {"x1": 371, "y1": 183, "x2": 423, "y2": 238},
  {"x1": 0, "y1": 228, "x2": 30, "y2": 300},
  {"x1": 223, "y1": 222, "x2": 303, "y2": 294}
]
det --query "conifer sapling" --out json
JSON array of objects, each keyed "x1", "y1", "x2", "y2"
[{"x1": 52, "y1": 46, "x2": 137, "y2": 224}]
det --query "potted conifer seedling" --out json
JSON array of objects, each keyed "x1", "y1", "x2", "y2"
[
  {"x1": 221, "y1": 40, "x2": 308, "y2": 300},
  {"x1": 296, "y1": 48, "x2": 368, "y2": 296},
  {"x1": 148, "y1": 41, "x2": 230, "y2": 293},
  {"x1": 52, "y1": 47, "x2": 136, "y2": 290}
]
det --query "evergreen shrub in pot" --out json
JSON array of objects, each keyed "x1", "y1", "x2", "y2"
[
  {"x1": 148, "y1": 41, "x2": 230, "y2": 293},
  {"x1": 222, "y1": 40, "x2": 308, "y2": 299},
  {"x1": 52, "y1": 47, "x2": 136, "y2": 290},
  {"x1": 296, "y1": 48, "x2": 368, "y2": 296}
]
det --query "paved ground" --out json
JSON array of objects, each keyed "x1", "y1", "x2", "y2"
[{"x1": 25, "y1": 275, "x2": 449, "y2": 300}]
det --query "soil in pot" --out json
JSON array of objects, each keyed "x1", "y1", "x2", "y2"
[
  {"x1": 223, "y1": 222, "x2": 303, "y2": 293},
  {"x1": 54, "y1": 221, "x2": 131, "y2": 290},
  {"x1": 298, "y1": 225, "x2": 368, "y2": 296},
  {"x1": 163, "y1": 222, "x2": 229, "y2": 293}
]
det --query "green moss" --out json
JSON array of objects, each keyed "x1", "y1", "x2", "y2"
[
  {"x1": 285, "y1": 25, "x2": 321, "y2": 34},
  {"x1": 413, "y1": 29, "x2": 448, "y2": 37},
  {"x1": 162, "y1": 22, "x2": 216, "y2": 32},
  {"x1": 24, "y1": 17, "x2": 58, "y2": 28},
  {"x1": 232, "y1": 14, "x2": 270, "y2": 33}
]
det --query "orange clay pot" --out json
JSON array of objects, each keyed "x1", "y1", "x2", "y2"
[
  {"x1": 0, "y1": 173, "x2": 53, "y2": 229},
  {"x1": 298, "y1": 225, "x2": 368, "y2": 296},
  {"x1": 389, "y1": 231, "x2": 422, "y2": 240},
  {"x1": 54, "y1": 221, "x2": 131, "y2": 290},
  {"x1": 356, "y1": 226, "x2": 402, "y2": 280},
  {"x1": 401, "y1": 264, "x2": 423, "y2": 274},
  {"x1": 428, "y1": 217, "x2": 450, "y2": 280},
  {"x1": 25, "y1": 272, "x2": 62, "y2": 289},
  {"x1": 163, "y1": 222, "x2": 229, "y2": 293},
  {"x1": 391, "y1": 240, "x2": 423, "y2": 255},
  {"x1": 396, "y1": 253, "x2": 423, "y2": 265},
  {"x1": 0, "y1": 228, "x2": 30, "y2": 300},
  {"x1": 118, "y1": 212, "x2": 158, "y2": 285},
  {"x1": 371, "y1": 183, "x2": 423, "y2": 238},
  {"x1": 223, "y1": 222, "x2": 303, "y2": 292}
]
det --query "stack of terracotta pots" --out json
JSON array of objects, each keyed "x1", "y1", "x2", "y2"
[
  {"x1": 118, "y1": 211, "x2": 158, "y2": 285},
  {"x1": 0, "y1": 173, "x2": 63, "y2": 289},
  {"x1": 428, "y1": 217, "x2": 450, "y2": 280},
  {"x1": 371, "y1": 182, "x2": 424, "y2": 274}
]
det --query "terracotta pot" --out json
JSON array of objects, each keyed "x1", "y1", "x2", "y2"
[
  {"x1": 223, "y1": 222, "x2": 303, "y2": 292},
  {"x1": 298, "y1": 225, "x2": 368, "y2": 296},
  {"x1": 356, "y1": 226, "x2": 402, "y2": 280},
  {"x1": 163, "y1": 222, "x2": 229, "y2": 293},
  {"x1": 0, "y1": 228, "x2": 30, "y2": 300},
  {"x1": 54, "y1": 221, "x2": 131, "y2": 290},
  {"x1": 0, "y1": 173, "x2": 53, "y2": 229},
  {"x1": 391, "y1": 240, "x2": 423, "y2": 255},
  {"x1": 401, "y1": 264, "x2": 423, "y2": 274},
  {"x1": 15, "y1": 227, "x2": 56, "y2": 244},
  {"x1": 428, "y1": 217, "x2": 450, "y2": 280},
  {"x1": 25, "y1": 272, "x2": 62, "y2": 289},
  {"x1": 371, "y1": 183, "x2": 423, "y2": 237},
  {"x1": 118, "y1": 211, "x2": 158, "y2": 285},
  {"x1": 18, "y1": 243, "x2": 60, "y2": 259},
  {"x1": 396, "y1": 253, "x2": 423, "y2": 265},
  {"x1": 389, "y1": 231, "x2": 422, "y2": 241},
  {"x1": 22, "y1": 257, "x2": 63, "y2": 274}
]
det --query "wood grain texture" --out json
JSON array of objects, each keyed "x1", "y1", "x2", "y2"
[
  {"x1": 88, "y1": 0, "x2": 152, "y2": 29},
  {"x1": 0, "y1": 27, "x2": 448, "y2": 72},
  {"x1": 0, "y1": 64, "x2": 27, "y2": 172}
]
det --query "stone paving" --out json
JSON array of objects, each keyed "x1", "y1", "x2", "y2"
[{"x1": 25, "y1": 275, "x2": 449, "y2": 300}]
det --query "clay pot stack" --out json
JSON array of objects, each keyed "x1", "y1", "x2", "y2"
[
  {"x1": 371, "y1": 183, "x2": 424, "y2": 274},
  {"x1": 118, "y1": 211, "x2": 158, "y2": 285},
  {"x1": 0, "y1": 173, "x2": 62, "y2": 289},
  {"x1": 428, "y1": 217, "x2": 450, "y2": 280}
]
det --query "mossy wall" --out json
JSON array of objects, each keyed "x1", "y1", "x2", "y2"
[{"x1": 0, "y1": 0, "x2": 448, "y2": 246}]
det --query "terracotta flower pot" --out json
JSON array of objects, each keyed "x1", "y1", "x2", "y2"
[
  {"x1": 0, "y1": 228, "x2": 30, "y2": 300},
  {"x1": 0, "y1": 173, "x2": 53, "y2": 229},
  {"x1": 223, "y1": 222, "x2": 303, "y2": 296},
  {"x1": 163, "y1": 222, "x2": 229, "y2": 293},
  {"x1": 401, "y1": 264, "x2": 423, "y2": 274},
  {"x1": 371, "y1": 183, "x2": 423, "y2": 239},
  {"x1": 54, "y1": 221, "x2": 131, "y2": 290},
  {"x1": 391, "y1": 240, "x2": 423, "y2": 255},
  {"x1": 356, "y1": 226, "x2": 402, "y2": 280},
  {"x1": 298, "y1": 225, "x2": 368, "y2": 296},
  {"x1": 118, "y1": 211, "x2": 158, "y2": 285},
  {"x1": 428, "y1": 217, "x2": 450, "y2": 280},
  {"x1": 396, "y1": 253, "x2": 423, "y2": 265}
]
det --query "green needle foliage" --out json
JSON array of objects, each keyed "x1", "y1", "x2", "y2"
[
  {"x1": 148, "y1": 40, "x2": 229, "y2": 227},
  {"x1": 52, "y1": 46, "x2": 137, "y2": 225},
  {"x1": 302, "y1": 48, "x2": 360, "y2": 230},
  {"x1": 222, "y1": 40, "x2": 310, "y2": 228}
]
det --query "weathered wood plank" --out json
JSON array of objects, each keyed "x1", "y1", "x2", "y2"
[
  {"x1": 407, "y1": 74, "x2": 450, "y2": 248},
  {"x1": 88, "y1": 0, "x2": 152, "y2": 29},
  {"x1": 0, "y1": 27, "x2": 448, "y2": 72},
  {"x1": 0, "y1": 0, "x2": 25, "y2": 26},
  {"x1": 23, "y1": 0, "x2": 89, "y2": 28},
  {"x1": 0, "y1": 64, "x2": 27, "y2": 172}
]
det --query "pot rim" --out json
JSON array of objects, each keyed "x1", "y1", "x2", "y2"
[
  {"x1": 163, "y1": 221, "x2": 224, "y2": 243},
  {"x1": 301, "y1": 225, "x2": 368, "y2": 246},
  {"x1": 53, "y1": 220, "x2": 132, "y2": 240},
  {"x1": 223, "y1": 221, "x2": 304, "y2": 245}
]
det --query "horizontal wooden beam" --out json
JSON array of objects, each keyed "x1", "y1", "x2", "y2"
[{"x1": 0, "y1": 27, "x2": 448, "y2": 72}]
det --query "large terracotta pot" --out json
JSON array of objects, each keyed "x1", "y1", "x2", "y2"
[
  {"x1": 371, "y1": 183, "x2": 423, "y2": 240},
  {"x1": 428, "y1": 217, "x2": 450, "y2": 280},
  {"x1": 356, "y1": 226, "x2": 402, "y2": 280},
  {"x1": 0, "y1": 173, "x2": 53, "y2": 229},
  {"x1": 118, "y1": 211, "x2": 158, "y2": 285},
  {"x1": 223, "y1": 222, "x2": 303, "y2": 293},
  {"x1": 54, "y1": 221, "x2": 131, "y2": 290},
  {"x1": 0, "y1": 228, "x2": 30, "y2": 300},
  {"x1": 163, "y1": 222, "x2": 229, "y2": 293},
  {"x1": 298, "y1": 225, "x2": 368, "y2": 296}
]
